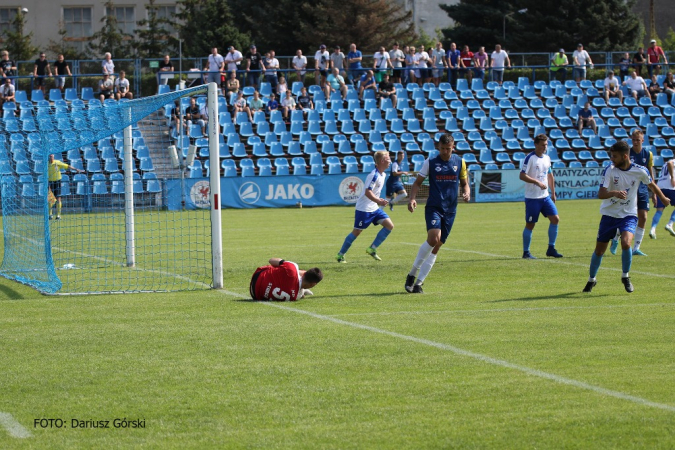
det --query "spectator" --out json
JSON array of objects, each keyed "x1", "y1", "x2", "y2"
[
  {"x1": 225, "y1": 70, "x2": 240, "y2": 101},
  {"x1": 325, "y1": 67, "x2": 348, "y2": 100},
  {"x1": 377, "y1": 73, "x2": 397, "y2": 108},
  {"x1": 623, "y1": 70, "x2": 650, "y2": 100},
  {"x1": 224, "y1": 45, "x2": 243, "y2": 76},
  {"x1": 314, "y1": 44, "x2": 330, "y2": 88},
  {"x1": 618, "y1": 52, "x2": 631, "y2": 80},
  {"x1": 632, "y1": 47, "x2": 645, "y2": 77},
  {"x1": 648, "y1": 74, "x2": 662, "y2": 97},
  {"x1": 572, "y1": 43, "x2": 593, "y2": 82},
  {"x1": 0, "y1": 77, "x2": 15, "y2": 107},
  {"x1": 347, "y1": 43, "x2": 363, "y2": 85},
  {"x1": 0, "y1": 50, "x2": 17, "y2": 83},
  {"x1": 169, "y1": 100, "x2": 181, "y2": 133},
  {"x1": 232, "y1": 91, "x2": 252, "y2": 124},
  {"x1": 53, "y1": 54, "x2": 71, "y2": 92},
  {"x1": 358, "y1": 70, "x2": 377, "y2": 99},
  {"x1": 373, "y1": 45, "x2": 392, "y2": 83},
  {"x1": 460, "y1": 45, "x2": 474, "y2": 83},
  {"x1": 277, "y1": 75, "x2": 288, "y2": 98},
  {"x1": 248, "y1": 90, "x2": 265, "y2": 114},
  {"x1": 550, "y1": 49, "x2": 568, "y2": 82},
  {"x1": 264, "y1": 50, "x2": 280, "y2": 92},
  {"x1": 185, "y1": 97, "x2": 206, "y2": 136},
  {"x1": 266, "y1": 93, "x2": 279, "y2": 114},
  {"x1": 296, "y1": 86, "x2": 314, "y2": 114},
  {"x1": 98, "y1": 73, "x2": 114, "y2": 103},
  {"x1": 647, "y1": 39, "x2": 668, "y2": 78},
  {"x1": 102, "y1": 52, "x2": 115, "y2": 75},
  {"x1": 444, "y1": 42, "x2": 459, "y2": 88},
  {"x1": 490, "y1": 44, "x2": 510, "y2": 85},
  {"x1": 389, "y1": 42, "x2": 405, "y2": 84},
  {"x1": 414, "y1": 45, "x2": 431, "y2": 84},
  {"x1": 432, "y1": 41, "x2": 449, "y2": 87},
  {"x1": 292, "y1": 49, "x2": 307, "y2": 84},
  {"x1": 603, "y1": 70, "x2": 623, "y2": 103},
  {"x1": 330, "y1": 45, "x2": 347, "y2": 79},
  {"x1": 157, "y1": 54, "x2": 174, "y2": 86},
  {"x1": 577, "y1": 102, "x2": 597, "y2": 135},
  {"x1": 114, "y1": 70, "x2": 133, "y2": 100},
  {"x1": 280, "y1": 90, "x2": 296, "y2": 121},
  {"x1": 245, "y1": 45, "x2": 264, "y2": 88},
  {"x1": 405, "y1": 46, "x2": 416, "y2": 85},
  {"x1": 33, "y1": 52, "x2": 52, "y2": 94},
  {"x1": 204, "y1": 47, "x2": 224, "y2": 85},
  {"x1": 664, "y1": 72, "x2": 675, "y2": 101},
  {"x1": 473, "y1": 46, "x2": 488, "y2": 82}
]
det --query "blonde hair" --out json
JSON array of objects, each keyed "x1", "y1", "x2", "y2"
[
  {"x1": 374, "y1": 150, "x2": 388, "y2": 164},
  {"x1": 631, "y1": 129, "x2": 644, "y2": 139}
]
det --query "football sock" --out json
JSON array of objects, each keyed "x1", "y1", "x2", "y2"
[
  {"x1": 522, "y1": 227, "x2": 533, "y2": 252},
  {"x1": 633, "y1": 227, "x2": 645, "y2": 251},
  {"x1": 339, "y1": 232, "x2": 357, "y2": 255},
  {"x1": 621, "y1": 247, "x2": 633, "y2": 274},
  {"x1": 56, "y1": 200, "x2": 62, "y2": 216},
  {"x1": 410, "y1": 241, "x2": 434, "y2": 277},
  {"x1": 393, "y1": 192, "x2": 408, "y2": 203},
  {"x1": 651, "y1": 210, "x2": 663, "y2": 229},
  {"x1": 589, "y1": 252, "x2": 603, "y2": 278},
  {"x1": 668, "y1": 210, "x2": 675, "y2": 225},
  {"x1": 417, "y1": 253, "x2": 437, "y2": 284},
  {"x1": 612, "y1": 229, "x2": 620, "y2": 244},
  {"x1": 548, "y1": 224, "x2": 558, "y2": 247},
  {"x1": 371, "y1": 228, "x2": 391, "y2": 249}
]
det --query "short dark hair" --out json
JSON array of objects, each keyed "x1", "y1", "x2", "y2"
[
  {"x1": 304, "y1": 268, "x2": 323, "y2": 284},
  {"x1": 439, "y1": 133, "x2": 454, "y2": 145},
  {"x1": 534, "y1": 134, "x2": 548, "y2": 144},
  {"x1": 610, "y1": 140, "x2": 630, "y2": 155}
]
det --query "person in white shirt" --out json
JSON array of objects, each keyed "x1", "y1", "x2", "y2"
[
  {"x1": 314, "y1": 44, "x2": 330, "y2": 88},
  {"x1": 264, "y1": 50, "x2": 280, "y2": 91},
  {"x1": 583, "y1": 140, "x2": 670, "y2": 293},
  {"x1": 372, "y1": 46, "x2": 392, "y2": 83},
  {"x1": 603, "y1": 70, "x2": 623, "y2": 102},
  {"x1": 102, "y1": 52, "x2": 114, "y2": 75},
  {"x1": 204, "y1": 47, "x2": 224, "y2": 85},
  {"x1": 490, "y1": 44, "x2": 510, "y2": 85},
  {"x1": 649, "y1": 158, "x2": 675, "y2": 239},
  {"x1": 114, "y1": 70, "x2": 132, "y2": 100},
  {"x1": 414, "y1": 45, "x2": 430, "y2": 83},
  {"x1": 292, "y1": 49, "x2": 308, "y2": 84},
  {"x1": 623, "y1": 70, "x2": 650, "y2": 99},
  {"x1": 388, "y1": 42, "x2": 405, "y2": 84},
  {"x1": 224, "y1": 46, "x2": 243, "y2": 74},
  {"x1": 572, "y1": 43, "x2": 593, "y2": 82}
]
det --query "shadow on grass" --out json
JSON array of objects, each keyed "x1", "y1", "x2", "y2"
[
  {"x1": 234, "y1": 292, "x2": 408, "y2": 302},
  {"x1": 0, "y1": 283, "x2": 25, "y2": 300},
  {"x1": 487, "y1": 292, "x2": 611, "y2": 303}
]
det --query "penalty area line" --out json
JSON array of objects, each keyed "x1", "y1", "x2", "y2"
[
  {"x1": 0, "y1": 412, "x2": 32, "y2": 438},
  {"x1": 261, "y1": 301, "x2": 675, "y2": 413}
]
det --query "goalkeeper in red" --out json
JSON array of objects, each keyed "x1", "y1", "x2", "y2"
[
  {"x1": 250, "y1": 258, "x2": 323, "y2": 301},
  {"x1": 48, "y1": 153, "x2": 83, "y2": 220},
  {"x1": 405, "y1": 133, "x2": 470, "y2": 293}
]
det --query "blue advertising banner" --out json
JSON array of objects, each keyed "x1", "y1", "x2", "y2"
[
  {"x1": 165, "y1": 173, "x2": 371, "y2": 210},
  {"x1": 473, "y1": 167, "x2": 603, "y2": 203}
]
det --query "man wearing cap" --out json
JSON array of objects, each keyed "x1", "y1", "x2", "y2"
[
  {"x1": 647, "y1": 39, "x2": 668, "y2": 78},
  {"x1": 245, "y1": 45, "x2": 265, "y2": 88},
  {"x1": 315, "y1": 44, "x2": 330, "y2": 89},
  {"x1": 550, "y1": 49, "x2": 568, "y2": 82},
  {"x1": 572, "y1": 43, "x2": 593, "y2": 82},
  {"x1": 224, "y1": 46, "x2": 243, "y2": 76},
  {"x1": 330, "y1": 45, "x2": 347, "y2": 79},
  {"x1": 603, "y1": 70, "x2": 623, "y2": 103}
]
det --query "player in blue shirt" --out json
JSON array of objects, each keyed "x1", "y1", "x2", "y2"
[
  {"x1": 386, "y1": 150, "x2": 408, "y2": 210},
  {"x1": 336, "y1": 151, "x2": 393, "y2": 263},
  {"x1": 609, "y1": 129, "x2": 655, "y2": 256},
  {"x1": 583, "y1": 141, "x2": 670, "y2": 293},
  {"x1": 405, "y1": 134, "x2": 470, "y2": 293},
  {"x1": 519, "y1": 134, "x2": 563, "y2": 259}
]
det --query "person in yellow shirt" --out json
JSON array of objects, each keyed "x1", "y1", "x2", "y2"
[
  {"x1": 48, "y1": 153, "x2": 83, "y2": 220},
  {"x1": 550, "y1": 49, "x2": 568, "y2": 82}
]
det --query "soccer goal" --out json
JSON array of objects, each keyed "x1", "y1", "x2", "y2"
[{"x1": 0, "y1": 82, "x2": 223, "y2": 294}]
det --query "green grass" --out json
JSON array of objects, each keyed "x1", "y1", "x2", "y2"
[{"x1": 1, "y1": 199, "x2": 674, "y2": 449}]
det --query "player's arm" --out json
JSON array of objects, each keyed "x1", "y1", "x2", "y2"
[
  {"x1": 459, "y1": 160, "x2": 470, "y2": 202},
  {"x1": 648, "y1": 181, "x2": 671, "y2": 207},
  {"x1": 364, "y1": 188, "x2": 387, "y2": 206},
  {"x1": 669, "y1": 161, "x2": 675, "y2": 188},
  {"x1": 408, "y1": 174, "x2": 426, "y2": 212},
  {"x1": 519, "y1": 170, "x2": 546, "y2": 189},
  {"x1": 268, "y1": 258, "x2": 285, "y2": 267},
  {"x1": 547, "y1": 171, "x2": 556, "y2": 202},
  {"x1": 598, "y1": 186, "x2": 626, "y2": 200}
]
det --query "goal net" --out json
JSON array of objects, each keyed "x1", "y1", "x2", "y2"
[{"x1": 0, "y1": 83, "x2": 222, "y2": 294}]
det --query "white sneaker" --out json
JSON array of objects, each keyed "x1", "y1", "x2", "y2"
[
  {"x1": 649, "y1": 229, "x2": 656, "y2": 239},
  {"x1": 666, "y1": 224, "x2": 675, "y2": 237}
]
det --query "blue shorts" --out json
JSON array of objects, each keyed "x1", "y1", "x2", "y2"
[
  {"x1": 425, "y1": 207, "x2": 456, "y2": 244},
  {"x1": 525, "y1": 197, "x2": 558, "y2": 223},
  {"x1": 387, "y1": 181, "x2": 405, "y2": 196},
  {"x1": 354, "y1": 208, "x2": 389, "y2": 230},
  {"x1": 597, "y1": 215, "x2": 638, "y2": 242},
  {"x1": 637, "y1": 188, "x2": 650, "y2": 211},
  {"x1": 656, "y1": 189, "x2": 675, "y2": 209}
]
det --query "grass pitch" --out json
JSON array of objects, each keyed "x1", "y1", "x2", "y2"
[{"x1": 1, "y1": 199, "x2": 674, "y2": 449}]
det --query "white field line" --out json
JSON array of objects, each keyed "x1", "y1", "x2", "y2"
[
  {"x1": 0, "y1": 412, "x2": 32, "y2": 438},
  {"x1": 400, "y1": 242, "x2": 675, "y2": 279}
]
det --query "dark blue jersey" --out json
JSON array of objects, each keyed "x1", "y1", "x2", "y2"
[
  {"x1": 630, "y1": 146, "x2": 653, "y2": 192},
  {"x1": 422, "y1": 154, "x2": 467, "y2": 213}
]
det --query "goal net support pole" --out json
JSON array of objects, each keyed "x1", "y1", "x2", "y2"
[
  {"x1": 207, "y1": 82, "x2": 223, "y2": 289},
  {"x1": 123, "y1": 122, "x2": 136, "y2": 268}
]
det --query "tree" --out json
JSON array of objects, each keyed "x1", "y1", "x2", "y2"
[
  {"x1": 88, "y1": 1, "x2": 134, "y2": 59},
  {"x1": 439, "y1": 0, "x2": 512, "y2": 50},
  {"x1": 134, "y1": 0, "x2": 179, "y2": 58},
  {"x1": 3, "y1": 8, "x2": 39, "y2": 61},
  {"x1": 46, "y1": 24, "x2": 90, "y2": 61},
  {"x1": 175, "y1": 0, "x2": 250, "y2": 58}
]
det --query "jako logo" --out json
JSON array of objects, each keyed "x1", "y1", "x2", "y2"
[{"x1": 239, "y1": 182, "x2": 261, "y2": 204}]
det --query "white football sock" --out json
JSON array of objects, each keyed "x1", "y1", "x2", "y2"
[
  {"x1": 393, "y1": 192, "x2": 408, "y2": 203},
  {"x1": 417, "y1": 253, "x2": 438, "y2": 284},
  {"x1": 409, "y1": 241, "x2": 433, "y2": 277},
  {"x1": 633, "y1": 227, "x2": 645, "y2": 251}
]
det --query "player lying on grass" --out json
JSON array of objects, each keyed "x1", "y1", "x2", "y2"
[
  {"x1": 250, "y1": 258, "x2": 323, "y2": 301},
  {"x1": 583, "y1": 141, "x2": 670, "y2": 293}
]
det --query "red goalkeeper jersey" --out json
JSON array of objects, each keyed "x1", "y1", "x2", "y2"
[{"x1": 252, "y1": 261, "x2": 301, "y2": 301}]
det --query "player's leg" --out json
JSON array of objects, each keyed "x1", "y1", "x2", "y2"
[
  {"x1": 337, "y1": 212, "x2": 366, "y2": 262},
  {"x1": 632, "y1": 199, "x2": 649, "y2": 255},
  {"x1": 406, "y1": 209, "x2": 442, "y2": 292},
  {"x1": 56, "y1": 196, "x2": 62, "y2": 219},
  {"x1": 666, "y1": 207, "x2": 675, "y2": 236},
  {"x1": 392, "y1": 187, "x2": 408, "y2": 204},
  {"x1": 367, "y1": 212, "x2": 393, "y2": 260},
  {"x1": 585, "y1": 216, "x2": 615, "y2": 292},
  {"x1": 522, "y1": 199, "x2": 540, "y2": 259},
  {"x1": 650, "y1": 207, "x2": 664, "y2": 239},
  {"x1": 414, "y1": 212, "x2": 455, "y2": 293},
  {"x1": 542, "y1": 197, "x2": 562, "y2": 257}
]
